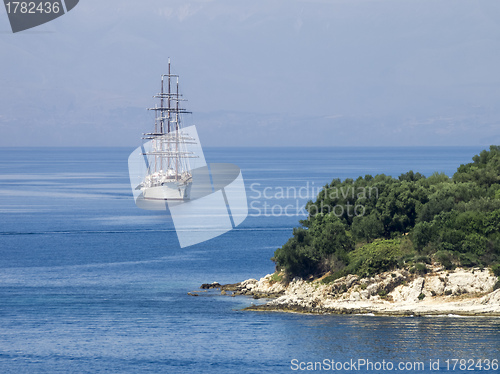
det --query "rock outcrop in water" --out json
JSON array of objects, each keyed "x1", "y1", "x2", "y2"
[{"x1": 201, "y1": 266, "x2": 500, "y2": 316}]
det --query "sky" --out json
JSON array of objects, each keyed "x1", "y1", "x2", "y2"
[{"x1": 1, "y1": 0, "x2": 500, "y2": 147}]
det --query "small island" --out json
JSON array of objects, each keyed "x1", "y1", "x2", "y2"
[{"x1": 198, "y1": 146, "x2": 500, "y2": 316}]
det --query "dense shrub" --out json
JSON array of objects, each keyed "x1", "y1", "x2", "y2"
[
  {"x1": 272, "y1": 213, "x2": 354, "y2": 279},
  {"x1": 433, "y1": 251, "x2": 455, "y2": 270},
  {"x1": 410, "y1": 263, "x2": 428, "y2": 275},
  {"x1": 273, "y1": 146, "x2": 500, "y2": 280},
  {"x1": 492, "y1": 263, "x2": 500, "y2": 277},
  {"x1": 459, "y1": 253, "x2": 481, "y2": 267}
]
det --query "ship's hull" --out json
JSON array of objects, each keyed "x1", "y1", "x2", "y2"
[{"x1": 141, "y1": 180, "x2": 192, "y2": 201}]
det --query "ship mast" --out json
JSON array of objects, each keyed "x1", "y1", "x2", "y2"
[
  {"x1": 167, "y1": 59, "x2": 175, "y2": 175},
  {"x1": 143, "y1": 59, "x2": 196, "y2": 177},
  {"x1": 176, "y1": 77, "x2": 179, "y2": 180},
  {"x1": 167, "y1": 58, "x2": 171, "y2": 173},
  {"x1": 160, "y1": 65, "x2": 165, "y2": 172}
]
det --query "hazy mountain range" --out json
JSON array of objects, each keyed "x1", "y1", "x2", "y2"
[{"x1": 1, "y1": 0, "x2": 499, "y2": 147}]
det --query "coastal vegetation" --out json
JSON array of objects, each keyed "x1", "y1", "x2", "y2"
[{"x1": 272, "y1": 146, "x2": 500, "y2": 283}]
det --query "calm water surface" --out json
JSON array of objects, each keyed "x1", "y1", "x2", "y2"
[{"x1": 0, "y1": 147, "x2": 498, "y2": 373}]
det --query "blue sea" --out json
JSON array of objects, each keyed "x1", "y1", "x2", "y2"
[{"x1": 0, "y1": 146, "x2": 499, "y2": 373}]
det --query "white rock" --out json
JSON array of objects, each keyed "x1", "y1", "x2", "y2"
[
  {"x1": 392, "y1": 278, "x2": 424, "y2": 303},
  {"x1": 423, "y1": 275, "x2": 445, "y2": 296}
]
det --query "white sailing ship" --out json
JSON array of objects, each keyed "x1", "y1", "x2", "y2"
[{"x1": 136, "y1": 60, "x2": 198, "y2": 201}]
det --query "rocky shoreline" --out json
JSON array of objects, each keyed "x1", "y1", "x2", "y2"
[{"x1": 194, "y1": 266, "x2": 500, "y2": 317}]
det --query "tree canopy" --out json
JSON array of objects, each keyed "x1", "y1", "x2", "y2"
[{"x1": 272, "y1": 146, "x2": 500, "y2": 281}]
